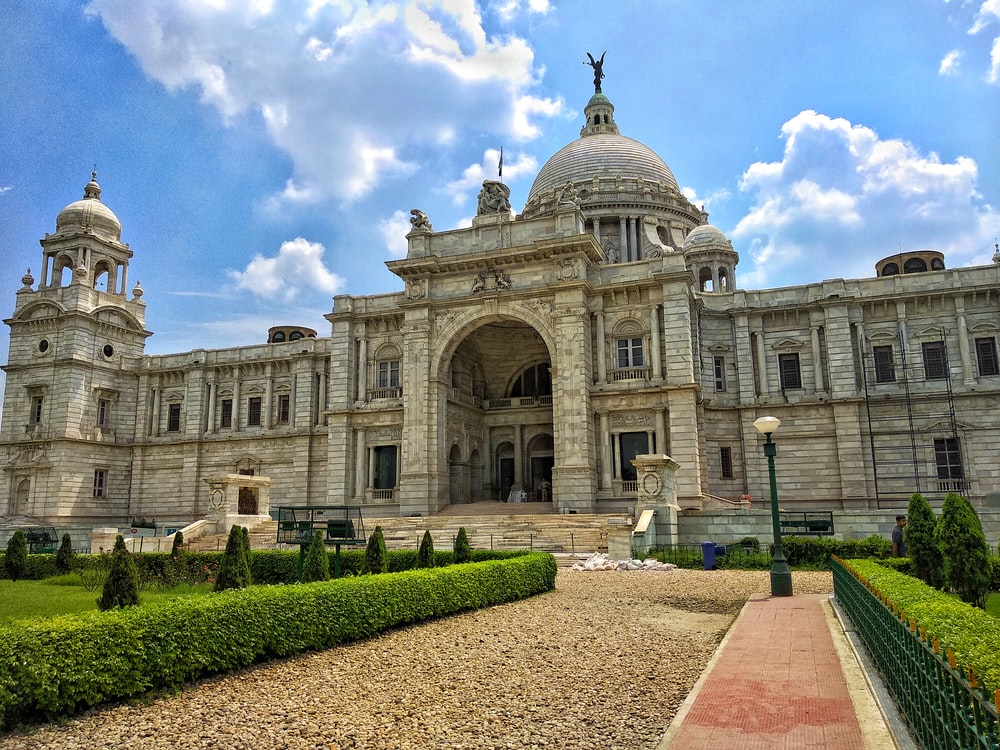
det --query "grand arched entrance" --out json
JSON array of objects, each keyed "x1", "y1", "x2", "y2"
[{"x1": 441, "y1": 318, "x2": 554, "y2": 509}]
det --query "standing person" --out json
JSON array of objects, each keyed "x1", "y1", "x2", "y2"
[{"x1": 891, "y1": 515, "x2": 907, "y2": 557}]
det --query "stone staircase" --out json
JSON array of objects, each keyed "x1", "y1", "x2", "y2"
[{"x1": 184, "y1": 504, "x2": 632, "y2": 557}]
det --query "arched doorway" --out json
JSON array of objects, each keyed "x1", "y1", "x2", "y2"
[
  {"x1": 13, "y1": 478, "x2": 30, "y2": 515},
  {"x1": 495, "y1": 441, "x2": 515, "y2": 501},
  {"x1": 527, "y1": 434, "x2": 554, "y2": 502},
  {"x1": 448, "y1": 444, "x2": 465, "y2": 504}
]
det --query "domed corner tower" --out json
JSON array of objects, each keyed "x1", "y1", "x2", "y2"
[
  {"x1": 1, "y1": 174, "x2": 150, "y2": 521},
  {"x1": 520, "y1": 89, "x2": 706, "y2": 264},
  {"x1": 683, "y1": 222, "x2": 740, "y2": 293}
]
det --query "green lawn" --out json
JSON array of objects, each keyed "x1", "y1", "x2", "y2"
[
  {"x1": 987, "y1": 593, "x2": 1000, "y2": 618},
  {"x1": 0, "y1": 576, "x2": 210, "y2": 622}
]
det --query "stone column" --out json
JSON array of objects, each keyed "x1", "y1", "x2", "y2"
[
  {"x1": 955, "y1": 297, "x2": 973, "y2": 384},
  {"x1": 734, "y1": 313, "x2": 756, "y2": 401},
  {"x1": 593, "y1": 216, "x2": 601, "y2": 245},
  {"x1": 600, "y1": 412, "x2": 612, "y2": 490},
  {"x1": 753, "y1": 322, "x2": 769, "y2": 397},
  {"x1": 355, "y1": 429, "x2": 367, "y2": 500},
  {"x1": 358, "y1": 334, "x2": 368, "y2": 402},
  {"x1": 264, "y1": 363, "x2": 273, "y2": 429},
  {"x1": 207, "y1": 379, "x2": 216, "y2": 433},
  {"x1": 629, "y1": 217, "x2": 639, "y2": 259},
  {"x1": 513, "y1": 423, "x2": 523, "y2": 488},
  {"x1": 596, "y1": 310, "x2": 607, "y2": 383},
  {"x1": 316, "y1": 371, "x2": 327, "y2": 426},
  {"x1": 619, "y1": 217, "x2": 628, "y2": 262},
  {"x1": 151, "y1": 386, "x2": 161, "y2": 437},
  {"x1": 810, "y1": 325, "x2": 825, "y2": 392},
  {"x1": 650, "y1": 304, "x2": 662, "y2": 379},
  {"x1": 655, "y1": 409, "x2": 667, "y2": 456},
  {"x1": 232, "y1": 366, "x2": 241, "y2": 432}
]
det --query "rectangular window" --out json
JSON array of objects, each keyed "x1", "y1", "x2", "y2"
[
  {"x1": 713, "y1": 356, "x2": 726, "y2": 391},
  {"x1": 220, "y1": 399, "x2": 233, "y2": 428},
  {"x1": 617, "y1": 432, "x2": 649, "y2": 482},
  {"x1": 277, "y1": 394, "x2": 290, "y2": 424},
  {"x1": 873, "y1": 345, "x2": 895, "y2": 383},
  {"x1": 922, "y1": 341, "x2": 948, "y2": 380},
  {"x1": 934, "y1": 437, "x2": 963, "y2": 480},
  {"x1": 616, "y1": 337, "x2": 644, "y2": 369},
  {"x1": 377, "y1": 360, "x2": 400, "y2": 389},
  {"x1": 93, "y1": 469, "x2": 107, "y2": 498},
  {"x1": 975, "y1": 337, "x2": 999, "y2": 377},
  {"x1": 167, "y1": 403, "x2": 181, "y2": 432},
  {"x1": 720, "y1": 446, "x2": 734, "y2": 479},
  {"x1": 778, "y1": 353, "x2": 802, "y2": 390},
  {"x1": 373, "y1": 445, "x2": 398, "y2": 489},
  {"x1": 97, "y1": 398, "x2": 110, "y2": 427},
  {"x1": 30, "y1": 396, "x2": 43, "y2": 424},
  {"x1": 247, "y1": 396, "x2": 262, "y2": 427}
]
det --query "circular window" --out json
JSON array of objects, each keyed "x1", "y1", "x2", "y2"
[
  {"x1": 38, "y1": 339, "x2": 49, "y2": 353},
  {"x1": 103, "y1": 344, "x2": 115, "y2": 357}
]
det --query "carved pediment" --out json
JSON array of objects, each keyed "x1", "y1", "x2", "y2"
[{"x1": 771, "y1": 338, "x2": 805, "y2": 351}]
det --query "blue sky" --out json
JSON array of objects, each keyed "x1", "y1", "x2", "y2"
[{"x1": 2, "y1": 0, "x2": 998, "y2": 391}]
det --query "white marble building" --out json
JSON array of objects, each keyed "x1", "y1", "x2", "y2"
[{"x1": 4, "y1": 88, "x2": 1000, "y2": 528}]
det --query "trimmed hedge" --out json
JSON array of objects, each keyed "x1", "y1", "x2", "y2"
[
  {"x1": 840, "y1": 558, "x2": 1000, "y2": 692},
  {"x1": 0, "y1": 552, "x2": 556, "y2": 728}
]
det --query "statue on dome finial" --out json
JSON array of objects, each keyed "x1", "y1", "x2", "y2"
[{"x1": 584, "y1": 51, "x2": 606, "y2": 94}]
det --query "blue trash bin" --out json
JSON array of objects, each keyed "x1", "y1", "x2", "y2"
[{"x1": 701, "y1": 541, "x2": 717, "y2": 570}]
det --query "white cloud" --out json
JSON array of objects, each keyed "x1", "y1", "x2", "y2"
[
  {"x1": 496, "y1": 0, "x2": 552, "y2": 22},
  {"x1": 228, "y1": 237, "x2": 345, "y2": 301},
  {"x1": 681, "y1": 186, "x2": 731, "y2": 215},
  {"x1": 733, "y1": 110, "x2": 1000, "y2": 288},
  {"x1": 969, "y1": 0, "x2": 1000, "y2": 83},
  {"x1": 940, "y1": 49, "x2": 962, "y2": 75},
  {"x1": 445, "y1": 148, "x2": 537, "y2": 205},
  {"x1": 990, "y1": 34, "x2": 1000, "y2": 82},
  {"x1": 379, "y1": 210, "x2": 413, "y2": 259},
  {"x1": 85, "y1": 0, "x2": 557, "y2": 205},
  {"x1": 0, "y1": 186, "x2": 11, "y2": 196}
]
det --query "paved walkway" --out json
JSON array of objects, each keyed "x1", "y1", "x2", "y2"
[{"x1": 657, "y1": 593, "x2": 901, "y2": 750}]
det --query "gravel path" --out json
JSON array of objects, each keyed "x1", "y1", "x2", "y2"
[{"x1": 1, "y1": 569, "x2": 835, "y2": 750}]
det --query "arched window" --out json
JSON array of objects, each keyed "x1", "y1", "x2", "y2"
[
  {"x1": 903, "y1": 258, "x2": 927, "y2": 273},
  {"x1": 931, "y1": 258, "x2": 945, "y2": 270},
  {"x1": 271, "y1": 331, "x2": 286, "y2": 343},
  {"x1": 373, "y1": 344, "x2": 402, "y2": 397},
  {"x1": 289, "y1": 331, "x2": 303, "y2": 341},
  {"x1": 509, "y1": 362, "x2": 552, "y2": 398},
  {"x1": 881, "y1": 263, "x2": 899, "y2": 276},
  {"x1": 93, "y1": 260, "x2": 112, "y2": 292}
]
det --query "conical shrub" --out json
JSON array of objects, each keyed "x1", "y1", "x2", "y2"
[
  {"x1": 905, "y1": 493, "x2": 943, "y2": 588},
  {"x1": 453, "y1": 527, "x2": 471, "y2": 564},
  {"x1": 214, "y1": 525, "x2": 251, "y2": 592},
  {"x1": 55, "y1": 532, "x2": 75, "y2": 574},
  {"x1": 417, "y1": 530, "x2": 435, "y2": 568},
  {"x1": 4, "y1": 530, "x2": 27, "y2": 583},
  {"x1": 97, "y1": 535, "x2": 140, "y2": 610},
  {"x1": 302, "y1": 529, "x2": 330, "y2": 582},
  {"x1": 240, "y1": 525, "x2": 253, "y2": 585},
  {"x1": 362, "y1": 526, "x2": 388, "y2": 574},
  {"x1": 170, "y1": 530, "x2": 185, "y2": 557},
  {"x1": 936, "y1": 492, "x2": 991, "y2": 608}
]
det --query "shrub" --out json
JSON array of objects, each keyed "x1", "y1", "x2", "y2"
[
  {"x1": 453, "y1": 527, "x2": 472, "y2": 564},
  {"x1": 936, "y1": 492, "x2": 991, "y2": 608},
  {"x1": 416, "y1": 531, "x2": 435, "y2": 569},
  {"x1": 4, "y1": 532, "x2": 27, "y2": 583},
  {"x1": 302, "y1": 530, "x2": 330, "y2": 583},
  {"x1": 362, "y1": 526, "x2": 388, "y2": 575},
  {"x1": 905, "y1": 492, "x2": 943, "y2": 589},
  {"x1": 170, "y1": 531, "x2": 184, "y2": 556},
  {"x1": 214, "y1": 526, "x2": 251, "y2": 592},
  {"x1": 55, "y1": 533, "x2": 75, "y2": 575},
  {"x1": 97, "y1": 535, "x2": 140, "y2": 610},
  {"x1": 0, "y1": 552, "x2": 556, "y2": 728}
]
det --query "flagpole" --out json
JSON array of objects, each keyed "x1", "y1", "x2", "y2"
[{"x1": 498, "y1": 147, "x2": 504, "y2": 184}]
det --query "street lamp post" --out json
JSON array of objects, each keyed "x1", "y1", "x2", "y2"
[{"x1": 753, "y1": 416, "x2": 793, "y2": 597}]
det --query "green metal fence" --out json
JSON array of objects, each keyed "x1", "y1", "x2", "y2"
[{"x1": 832, "y1": 558, "x2": 1000, "y2": 750}]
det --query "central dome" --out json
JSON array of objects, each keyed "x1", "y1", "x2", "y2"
[{"x1": 527, "y1": 133, "x2": 679, "y2": 201}]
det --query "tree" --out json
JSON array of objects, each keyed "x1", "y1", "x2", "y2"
[
  {"x1": 214, "y1": 525, "x2": 251, "y2": 592},
  {"x1": 453, "y1": 527, "x2": 472, "y2": 564},
  {"x1": 4, "y1": 531, "x2": 27, "y2": 582},
  {"x1": 417, "y1": 530, "x2": 435, "y2": 568},
  {"x1": 905, "y1": 493, "x2": 943, "y2": 589},
  {"x1": 170, "y1": 530, "x2": 184, "y2": 557},
  {"x1": 302, "y1": 529, "x2": 330, "y2": 583},
  {"x1": 97, "y1": 535, "x2": 140, "y2": 610},
  {"x1": 936, "y1": 492, "x2": 991, "y2": 608},
  {"x1": 362, "y1": 526, "x2": 388, "y2": 574},
  {"x1": 55, "y1": 532, "x2": 75, "y2": 574}
]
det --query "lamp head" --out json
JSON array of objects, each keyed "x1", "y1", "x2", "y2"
[{"x1": 753, "y1": 416, "x2": 781, "y2": 435}]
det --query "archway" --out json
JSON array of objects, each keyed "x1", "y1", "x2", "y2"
[
  {"x1": 13, "y1": 479, "x2": 30, "y2": 515},
  {"x1": 526, "y1": 433, "x2": 554, "y2": 502}
]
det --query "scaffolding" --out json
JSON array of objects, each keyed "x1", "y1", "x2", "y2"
[{"x1": 860, "y1": 332, "x2": 963, "y2": 508}]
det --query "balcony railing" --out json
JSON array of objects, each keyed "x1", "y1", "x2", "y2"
[
  {"x1": 611, "y1": 367, "x2": 651, "y2": 382},
  {"x1": 367, "y1": 387, "x2": 402, "y2": 400},
  {"x1": 937, "y1": 479, "x2": 968, "y2": 493},
  {"x1": 371, "y1": 488, "x2": 394, "y2": 501},
  {"x1": 486, "y1": 395, "x2": 552, "y2": 410}
]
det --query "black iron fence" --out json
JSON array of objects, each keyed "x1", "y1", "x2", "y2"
[{"x1": 832, "y1": 558, "x2": 999, "y2": 749}]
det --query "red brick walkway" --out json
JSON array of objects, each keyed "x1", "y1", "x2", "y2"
[{"x1": 658, "y1": 593, "x2": 877, "y2": 749}]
